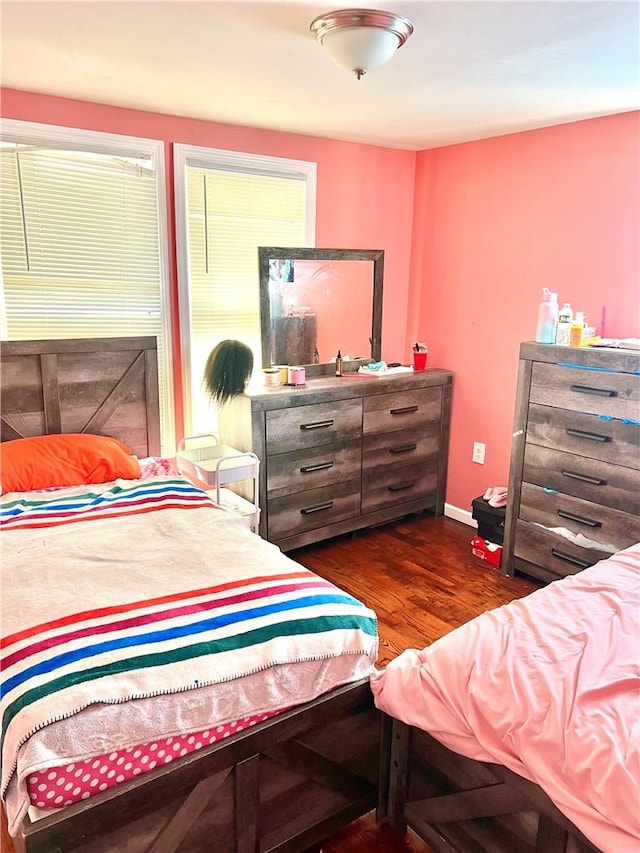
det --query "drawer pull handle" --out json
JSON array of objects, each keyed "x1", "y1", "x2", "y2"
[
  {"x1": 551, "y1": 549, "x2": 592, "y2": 570},
  {"x1": 300, "y1": 461, "x2": 334, "y2": 473},
  {"x1": 388, "y1": 481, "x2": 416, "y2": 492},
  {"x1": 570, "y1": 384, "x2": 618, "y2": 398},
  {"x1": 566, "y1": 428, "x2": 611, "y2": 443},
  {"x1": 390, "y1": 405, "x2": 419, "y2": 416},
  {"x1": 557, "y1": 509, "x2": 601, "y2": 528},
  {"x1": 561, "y1": 470, "x2": 608, "y2": 486},
  {"x1": 300, "y1": 419, "x2": 334, "y2": 431},
  {"x1": 301, "y1": 501, "x2": 334, "y2": 515},
  {"x1": 389, "y1": 443, "x2": 417, "y2": 454}
]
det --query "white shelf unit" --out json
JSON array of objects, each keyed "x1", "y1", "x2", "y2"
[{"x1": 176, "y1": 434, "x2": 260, "y2": 532}]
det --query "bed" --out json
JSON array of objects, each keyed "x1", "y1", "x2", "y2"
[
  {"x1": 371, "y1": 543, "x2": 640, "y2": 853},
  {"x1": 0, "y1": 336, "x2": 383, "y2": 853}
]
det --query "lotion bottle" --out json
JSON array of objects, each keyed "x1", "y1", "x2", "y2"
[
  {"x1": 535, "y1": 288, "x2": 559, "y2": 344},
  {"x1": 569, "y1": 312, "x2": 585, "y2": 347},
  {"x1": 556, "y1": 302, "x2": 573, "y2": 346},
  {"x1": 335, "y1": 350, "x2": 343, "y2": 377}
]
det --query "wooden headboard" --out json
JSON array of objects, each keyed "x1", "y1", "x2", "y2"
[{"x1": 0, "y1": 337, "x2": 161, "y2": 457}]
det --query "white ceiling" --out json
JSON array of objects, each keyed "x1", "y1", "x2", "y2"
[{"x1": 1, "y1": 1, "x2": 638, "y2": 150}]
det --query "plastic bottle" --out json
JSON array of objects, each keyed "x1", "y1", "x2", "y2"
[
  {"x1": 335, "y1": 350, "x2": 343, "y2": 377},
  {"x1": 569, "y1": 311, "x2": 585, "y2": 347},
  {"x1": 555, "y1": 302, "x2": 573, "y2": 346},
  {"x1": 535, "y1": 288, "x2": 559, "y2": 344},
  {"x1": 313, "y1": 347, "x2": 320, "y2": 365}
]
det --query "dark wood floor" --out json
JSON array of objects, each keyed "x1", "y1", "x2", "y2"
[
  {"x1": 292, "y1": 513, "x2": 539, "y2": 852},
  {"x1": 1, "y1": 515, "x2": 539, "y2": 853},
  {"x1": 292, "y1": 514, "x2": 538, "y2": 669}
]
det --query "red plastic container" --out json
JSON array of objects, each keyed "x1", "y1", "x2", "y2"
[
  {"x1": 413, "y1": 351, "x2": 428, "y2": 371},
  {"x1": 471, "y1": 535, "x2": 503, "y2": 569}
]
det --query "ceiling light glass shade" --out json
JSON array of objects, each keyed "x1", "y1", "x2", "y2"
[{"x1": 310, "y1": 9, "x2": 414, "y2": 79}]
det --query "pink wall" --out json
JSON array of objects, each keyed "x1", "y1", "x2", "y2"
[
  {"x1": 1, "y1": 89, "x2": 416, "y2": 434},
  {"x1": 410, "y1": 111, "x2": 640, "y2": 512}
]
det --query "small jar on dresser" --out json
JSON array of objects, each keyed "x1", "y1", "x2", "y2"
[
  {"x1": 503, "y1": 342, "x2": 640, "y2": 583},
  {"x1": 218, "y1": 370, "x2": 452, "y2": 551}
]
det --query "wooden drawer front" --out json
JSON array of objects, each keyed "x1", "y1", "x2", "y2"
[
  {"x1": 266, "y1": 399, "x2": 362, "y2": 455},
  {"x1": 362, "y1": 424, "x2": 439, "y2": 476},
  {"x1": 363, "y1": 387, "x2": 441, "y2": 435},
  {"x1": 526, "y1": 403, "x2": 640, "y2": 469},
  {"x1": 514, "y1": 519, "x2": 614, "y2": 580},
  {"x1": 530, "y1": 362, "x2": 640, "y2": 420},
  {"x1": 523, "y1": 444, "x2": 640, "y2": 515},
  {"x1": 268, "y1": 480, "x2": 360, "y2": 540},
  {"x1": 519, "y1": 482, "x2": 640, "y2": 553},
  {"x1": 267, "y1": 439, "x2": 361, "y2": 499},
  {"x1": 361, "y1": 458, "x2": 438, "y2": 514}
]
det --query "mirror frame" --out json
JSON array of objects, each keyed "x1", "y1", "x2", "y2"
[{"x1": 258, "y1": 247, "x2": 384, "y2": 376}]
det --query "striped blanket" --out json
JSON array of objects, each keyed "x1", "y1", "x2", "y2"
[{"x1": 1, "y1": 476, "x2": 378, "y2": 803}]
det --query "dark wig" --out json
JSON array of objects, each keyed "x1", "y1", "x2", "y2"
[{"x1": 203, "y1": 340, "x2": 254, "y2": 405}]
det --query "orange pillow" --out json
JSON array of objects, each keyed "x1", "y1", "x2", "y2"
[{"x1": 1, "y1": 433, "x2": 141, "y2": 494}]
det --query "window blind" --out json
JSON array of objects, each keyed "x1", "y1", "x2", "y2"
[
  {"x1": 1, "y1": 146, "x2": 161, "y2": 336},
  {"x1": 184, "y1": 164, "x2": 308, "y2": 435}
]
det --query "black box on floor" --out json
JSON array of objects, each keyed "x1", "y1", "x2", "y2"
[{"x1": 471, "y1": 497, "x2": 506, "y2": 545}]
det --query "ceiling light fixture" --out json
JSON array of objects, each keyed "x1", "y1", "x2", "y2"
[{"x1": 310, "y1": 8, "x2": 414, "y2": 80}]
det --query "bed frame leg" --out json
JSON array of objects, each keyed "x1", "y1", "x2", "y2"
[
  {"x1": 386, "y1": 718, "x2": 411, "y2": 833},
  {"x1": 536, "y1": 814, "x2": 569, "y2": 852},
  {"x1": 377, "y1": 711, "x2": 392, "y2": 820},
  {"x1": 235, "y1": 754, "x2": 260, "y2": 853}
]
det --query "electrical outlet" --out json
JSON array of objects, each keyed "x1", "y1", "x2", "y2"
[{"x1": 472, "y1": 441, "x2": 486, "y2": 464}]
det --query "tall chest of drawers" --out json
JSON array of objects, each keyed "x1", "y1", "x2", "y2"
[
  {"x1": 219, "y1": 370, "x2": 452, "y2": 551},
  {"x1": 503, "y1": 342, "x2": 640, "y2": 582}
]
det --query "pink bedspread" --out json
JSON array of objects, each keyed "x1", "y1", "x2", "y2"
[{"x1": 371, "y1": 542, "x2": 640, "y2": 853}]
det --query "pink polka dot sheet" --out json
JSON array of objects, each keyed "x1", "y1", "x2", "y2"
[{"x1": 27, "y1": 710, "x2": 279, "y2": 811}]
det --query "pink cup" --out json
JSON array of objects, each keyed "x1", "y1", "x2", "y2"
[{"x1": 413, "y1": 351, "x2": 428, "y2": 371}]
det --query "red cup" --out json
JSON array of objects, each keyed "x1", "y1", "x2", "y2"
[{"x1": 413, "y1": 351, "x2": 428, "y2": 371}]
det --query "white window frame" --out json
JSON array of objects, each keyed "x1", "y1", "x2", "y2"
[
  {"x1": 0, "y1": 118, "x2": 175, "y2": 455},
  {"x1": 173, "y1": 144, "x2": 317, "y2": 437}
]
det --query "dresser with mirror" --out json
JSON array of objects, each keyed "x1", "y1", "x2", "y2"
[{"x1": 219, "y1": 247, "x2": 452, "y2": 550}]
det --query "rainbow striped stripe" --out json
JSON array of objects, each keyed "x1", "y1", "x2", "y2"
[{"x1": 0, "y1": 478, "x2": 216, "y2": 530}]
